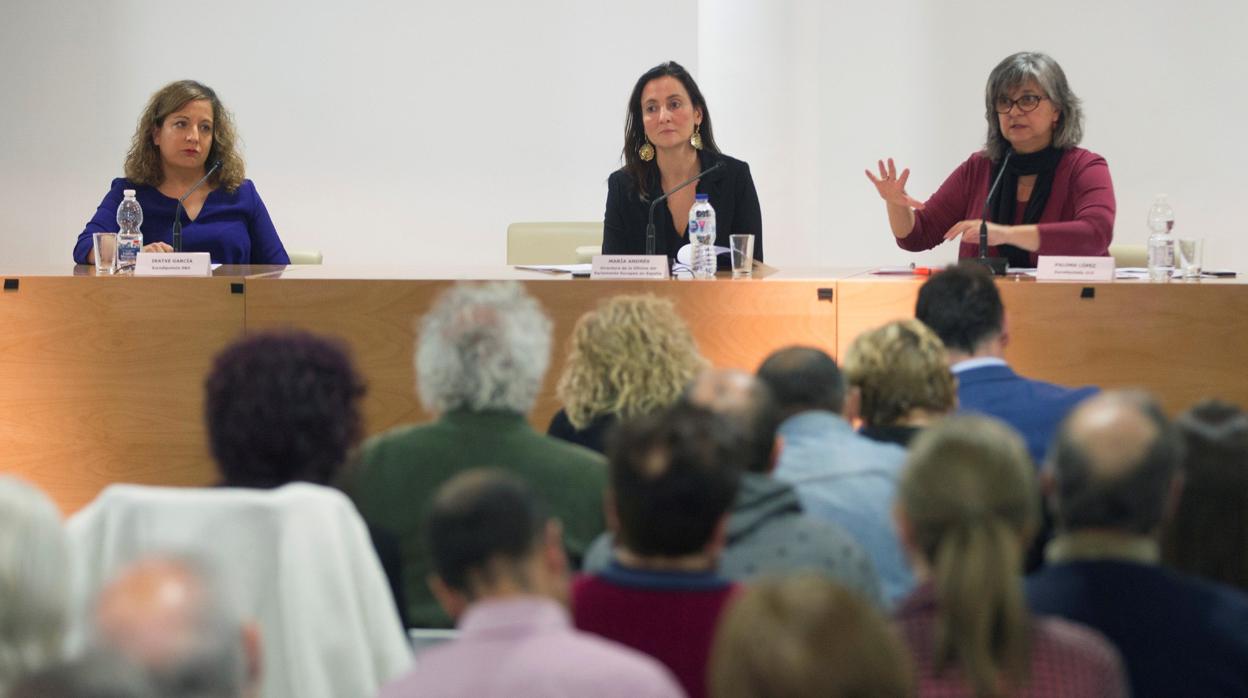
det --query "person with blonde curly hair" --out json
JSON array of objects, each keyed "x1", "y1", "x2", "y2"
[
  {"x1": 74, "y1": 80, "x2": 289, "y2": 265},
  {"x1": 843, "y1": 319, "x2": 956, "y2": 448},
  {"x1": 548, "y1": 293, "x2": 707, "y2": 453}
]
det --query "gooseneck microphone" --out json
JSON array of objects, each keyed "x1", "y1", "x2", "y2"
[
  {"x1": 172, "y1": 159, "x2": 222, "y2": 253},
  {"x1": 976, "y1": 149, "x2": 1012, "y2": 275},
  {"x1": 645, "y1": 161, "x2": 725, "y2": 255}
]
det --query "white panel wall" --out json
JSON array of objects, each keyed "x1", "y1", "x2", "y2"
[
  {"x1": 2, "y1": 1, "x2": 1245, "y2": 270},
  {"x1": 0, "y1": 0, "x2": 698, "y2": 267},
  {"x1": 700, "y1": 0, "x2": 1248, "y2": 270}
]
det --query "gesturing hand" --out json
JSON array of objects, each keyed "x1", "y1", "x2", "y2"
[
  {"x1": 943, "y1": 219, "x2": 1004, "y2": 246},
  {"x1": 142, "y1": 242, "x2": 174, "y2": 253},
  {"x1": 865, "y1": 158, "x2": 926, "y2": 210}
]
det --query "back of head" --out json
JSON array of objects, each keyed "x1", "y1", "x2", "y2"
[
  {"x1": 0, "y1": 476, "x2": 69, "y2": 692},
  {"x1": 417, "y1": 281, "x2": 552, "y2": 415},
  {"x1": 757, "y1": 345, "x2": 846, "y2": 416},
  {"x1": 8, "y1": 651, "x2": 157, "y2": 698},
  {"x1": 204, "y1": 330, "x2": 365, "y2": 488},
  {"x1": 557, "y1": 293, "x2": 706, "y2": 429},
  {"x1": 685, "y1": 369, "x2": 781, "y2": 474},
  {"x1": 901, "y1": 415, "x2": 1038, "y2": 696},
  {"x1": 710, "y1": 575, "x2": 913, "y2": 698},
  {"x1": 1162, "y1": 400, "x2": 1248, "y2": 590},
  {"x1": 607, "y1": 402, "x2": 741, "y2": 557},
  {"x1": 915, "y1": 263, "x2": 1005, "y2": 355},
  {"x1": 93, "y1": 556, "x2": 251, "y2": 698},
  {"x1": 843, "y1": 320, "x2": 956, "y2": 427},
  {"x1": 426, "y1": 469, "x2": 549, "y2": 598},
  {"x1": 1048, "y1": 390, "x2": 1182, "y2": 535}
]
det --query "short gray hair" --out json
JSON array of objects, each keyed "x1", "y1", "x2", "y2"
[
  {"x1": 984, "y1": 51, "x2": 1084, "y2": 161},
  {"x1": 416, "y1": 281, "x2": 552, "y2": 414},
  {"x1": 0, "y1": 476, "x2": 69, "y2": 693}
]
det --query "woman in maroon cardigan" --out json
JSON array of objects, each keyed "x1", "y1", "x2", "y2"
[{"x1": 866, "y1": 52, "x2": 1116, "y2": 267}]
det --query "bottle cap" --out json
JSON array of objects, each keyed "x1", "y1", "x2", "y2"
[
  {"x1": 123, "y1": 189, "x2": 137, "y2": 197},
  {"x1": 695, "y1": 193, "x2": 709, "y2": 201}
]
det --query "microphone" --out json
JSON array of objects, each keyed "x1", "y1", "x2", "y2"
[
  {"x1": 172, "y1": 159, "x2": 222, "y2": 253},
  {"x1": 646, "y1": 160, "x2": 725, "y2": 255},
  {"x1": 975, "y1": 149, "x2": 1012, "y2": 275}
]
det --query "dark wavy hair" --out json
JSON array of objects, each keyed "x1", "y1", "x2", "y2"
[
  {"x1": 204, "y1": 331, "x2": 366, "y2": 488},
  {"x1": 124, "y1": 80, "x2": 245, "y2": 193},
  {"x1": 915, "y1": 262, "x2": 1006, "y2": 354},
  {"x1": 622, "y1": 61, "x2": 720, "y2": 197}
]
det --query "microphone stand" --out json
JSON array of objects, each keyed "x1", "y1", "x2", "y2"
[
  {"x1": 645, "y1": 161, "x2": 724, "y2": 255},
  {"x1": 172, "y1": 160, "x2": 222, "y2": 253},
  {"x1": 975, "y1": 149, "x2": 1012, "y2": 276}
]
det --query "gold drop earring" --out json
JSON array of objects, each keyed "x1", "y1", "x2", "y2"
[
  {"x1": 690, "y1": 123, "x2": 703, "y2": 151},
  {"x1": 639, "y1": 140, "x2": 655, "y2": 162}
]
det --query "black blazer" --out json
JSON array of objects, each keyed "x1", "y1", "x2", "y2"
[{"x1": 601, "y1": 151, "x2": 763, "y2": 267}]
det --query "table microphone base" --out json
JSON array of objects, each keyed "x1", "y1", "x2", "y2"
[{"x1": 970, "y1": 256, "x2": 1008, "y2": 276}]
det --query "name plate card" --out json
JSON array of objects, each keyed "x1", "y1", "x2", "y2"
[
  {"x1": 136, "y1": 252, "x2": 212, "y2": 277},
  {"x1": 1036, "y1": 256, "x2": 1115, "y2": 282},
  {"x1": 590, "y1": 255, "x2": 670, "y2": 280}
]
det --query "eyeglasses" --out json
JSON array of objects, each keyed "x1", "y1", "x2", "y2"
[{"x1": 995, "y1": 94, "x2": 1048, "y2": 114}]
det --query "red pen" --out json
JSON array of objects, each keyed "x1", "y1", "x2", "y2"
[{"x1": 912, "y1": 265, "x2": 935, "y2": 276}]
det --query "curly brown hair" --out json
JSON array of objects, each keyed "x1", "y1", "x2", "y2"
[
  {"x1": 556, "y1": 294, "x2": 706, "y2": 430},
  {"x1": 843, "y1": 319, "x2": 956, "y2": 427},
  {"x1": 124, "y1": 80, "x2": 245, "y2": 192}
]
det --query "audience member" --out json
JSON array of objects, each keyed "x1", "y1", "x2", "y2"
[
  {"x1": 380, "y1": 470, "x2": 682, "y2": 698},
  {"x1": 915, "y1": 262, "x2": 1097, "y2": 464},
  {"x1": 0, "y1": 476, "x2": 70, "y2": 693},
  {"x1": 583, "y1": 369, "x2": 882, "y2": 603},
  {"x1": 842, "y1": 319, "x2": 955, "y2": 447},
  {"x1": 91, "y1": 556, "x2": 261, "y2": 698},
  {"x1": 1162, "y1": 400, "x2": 1248, "y2": 593},
  {"x1": 573, "y1": 403, "x2": 741, "y2": 698},
  {"x1": 549, "y1": 294, "x2": 707, "y2": 453},
  {"x1": 1028, "y1": 391, "x2": 1248, "y2": 696},
  {"x1": 344, "y1": 281, "x2": 607, "y2": 628},
  {"x1": 8, "y1": 651, "x2": 157, "y2": 698},
  {"x1": 758, "y1": 346, "x2": 914, "y2": 604},
  {"x1": 710, "y1": 575, "x2": 913, "y2": 698},
  {"x1": 896, "y1": 415, "x2": 1126, "y2": 696}
]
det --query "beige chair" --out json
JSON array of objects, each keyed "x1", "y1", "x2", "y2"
[
  {"x1": 1109, "y1": 243, "x2": 1146, "y2": 268},
  {"x1": 287, "y1": 249, "x2": 324, "y2": 265},
  {"x1": 506, "y1": 222, "x2": 603, "y2": 265}
]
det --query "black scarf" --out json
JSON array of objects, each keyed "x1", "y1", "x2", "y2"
[{"x1": 988, "y1": 147, "x2": 1064, "y2": 268}]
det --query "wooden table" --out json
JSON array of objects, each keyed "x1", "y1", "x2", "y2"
[{"x1": 3, "y1": 265, "x2": 1244, "y2": 513}]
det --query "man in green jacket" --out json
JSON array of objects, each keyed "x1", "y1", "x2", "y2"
[{"x1": 343, "y1": 281, "x2": 607, "y2": 628}]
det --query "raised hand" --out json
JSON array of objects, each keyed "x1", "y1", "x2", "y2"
[{"x1": 865, "y1": 158, "x2": 926, "y2": 210}]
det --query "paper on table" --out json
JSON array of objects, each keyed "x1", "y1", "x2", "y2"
[{"x1": 515, "y1": 264, "x2": 593, "y2": 274}]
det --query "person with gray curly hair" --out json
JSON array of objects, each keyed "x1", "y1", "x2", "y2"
[
  {"x1": 345, "y1": 281, "x2": 607, "y2": 630},
  {"x1": 0, "y1": 476, "x2": 70, "y2": 694},
  {"x1": 867, "y1": 51, "x2": 1116, "y2": 269}
]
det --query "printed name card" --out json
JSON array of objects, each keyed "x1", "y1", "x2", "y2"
[
  {"x1": 590, "y1": 255, "x2": 670, "y2": 280},
  {"x1": 135, "y1": 252, "x2": 212, "y2": 277},
  {"x1": 1036, "y1": 256, "x2": 1115, "y2": 282}
]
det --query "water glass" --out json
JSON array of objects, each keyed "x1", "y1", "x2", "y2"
[
  {"x1": 730, "y1": 234, "x2": 755, "y2": 278},
  {"x1": 1177, "y1": 238, "x2": 1204, "y2": 279},
  {"x1": 93, "y1": 232, "x2": 118, "y2": 274}
]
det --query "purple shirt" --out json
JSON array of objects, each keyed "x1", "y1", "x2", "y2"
[
  {"x1": 379, "y1": 597, "x2": 684, "y2": 698},
  {"x1": 74, "y1": 178, "x2": 290, "y2": 265},
  {"x1": 898, "y1": 147, "x2": 1116, "y2": 264}
]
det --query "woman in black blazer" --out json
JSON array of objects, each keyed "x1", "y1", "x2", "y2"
[{"x1": 602, "y1": 61, "x2": 762, "y2": 268}]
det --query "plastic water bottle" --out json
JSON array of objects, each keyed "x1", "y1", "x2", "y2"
[
  {"x1": 1146, "y1": 194, "x2": 1175, "y2": 282},
  {"x1": 689, "y1": 194, "x2": 716, "y2": 279},
  {"x1": 116, "y1": 190, "x2": 143, "y2": 272}
]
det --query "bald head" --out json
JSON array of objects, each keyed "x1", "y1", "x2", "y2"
[
  {"x1": 93, "y1": 557, "x2": 256, "y2": 698},
  {"x1": 1048, "y1": 391, "x2": 1183, "y2": 535},
  {"x1": 685, "y1": 369, "x2": 779, "y2": 474}
]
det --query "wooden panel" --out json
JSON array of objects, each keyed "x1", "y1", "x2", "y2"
[
  {"x1": 244, "y1": 277, "x2": 841, "y2": 436},
  {"x1": 836, "y1": 277, "x2": 1248, "y2": 414},
  {"x1": 0, "y1": 275, "x2": 245, "y2": 513}
]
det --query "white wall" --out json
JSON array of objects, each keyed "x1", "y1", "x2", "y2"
[
  {"x1": 0, "y1": 0, "x2": 698, "y2": 267},
  {"x1": 701, "y1": 0, "x2": 1248, "y2": 270},
  {"x1": 2, "y1": 1, "x2": 1245, "y2": 270}
]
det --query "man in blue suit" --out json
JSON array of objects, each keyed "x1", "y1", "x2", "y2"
[{"x1": 916, "y1": 263, "x2": 1096, "y2": 465}]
